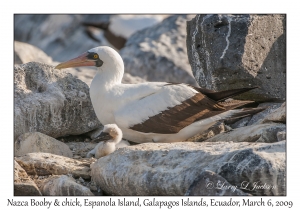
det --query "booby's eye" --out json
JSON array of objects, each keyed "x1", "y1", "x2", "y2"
[{"x1": 93, "y1": 54, "x2": 98, "y2": 59}]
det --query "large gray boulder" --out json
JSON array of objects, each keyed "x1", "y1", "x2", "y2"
[
  {"x1": 14, "y1": 15, "x2": 112, "y2": 62},
  {"x1": 187, "y1": 14, "x2": 286, "y2": 101},
  {"x1": 39, "y1": 175, "x2": 94, "y2": 196},
  {"x1": 15, "y1": 153, "x2": 95, "y2": 179},
  {"x1": 15, "y1": 132, "x2": 73, "y2": 157},
  {"x1": 91, "y1": 141, "x2": 285, "y2": 196},
  {"x1": 120, "y1": 15, "x2": 198, "y2": 85},
  {"x1": 14, "y1": 62, "x2": 101, "y2": 139},
  {"x1": 14, "y1": 41, "x2": 53, "y2": 65}
]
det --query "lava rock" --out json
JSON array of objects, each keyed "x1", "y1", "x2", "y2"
[
  {"x1": 120, "y1": 15, "x2": 198, "y2": 85},
  {"x1": 39, "y1": 175, "x2": 94, "y2": 196},
  {"x1": 91, "y1": 141, "x2": 285, "y2": 196},
  {"x1": 14, "y1": 62, "x2": 101, "y2": 139},
  {"x1": 187, "y1": 14, "x2": 286, "y2": 101},
  {"x1": 15, "y1": 153, "x2": 95, "y2": 179},
  {"x1": 14, "y1": 161, "x2": 42, "y2": 196},
  {"x1": 14, "y1": 14, "x2": 110, "y2": 62},
  {"x1": 15, "y1": 132, "x2": 73, "y2": 157}
]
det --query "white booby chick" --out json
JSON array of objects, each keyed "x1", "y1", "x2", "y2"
[
  {"x1": 56, "y1": 46, "x2": 264, "y2": 143},
  {"x1": 87, "y1": 124, "x2": 123, "y2": 158}
]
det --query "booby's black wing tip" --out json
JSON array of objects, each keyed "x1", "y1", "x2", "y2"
[{"x1": 205, "y1": 86, "x2": 259, "y2": 101}]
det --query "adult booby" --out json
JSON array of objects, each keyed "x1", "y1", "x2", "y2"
[{"x1": 56, "y1": 46, "x2": 263, "y2": 143}]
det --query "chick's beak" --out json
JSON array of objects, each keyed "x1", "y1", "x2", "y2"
[
  {"x1": 98, "y1": 132, "x2": 113, "y2": 141},
  {"x1": 55, "y1": 52, "x2": 95, "y2": 69}
]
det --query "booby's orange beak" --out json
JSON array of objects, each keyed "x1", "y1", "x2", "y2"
[{"x1": 55, "y1": 52, "x2": 96, "y2": 69}]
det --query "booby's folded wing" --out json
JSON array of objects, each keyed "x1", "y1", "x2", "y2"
[{"x1": 114, "y1": 83, "x2": 254, "y2": 134}]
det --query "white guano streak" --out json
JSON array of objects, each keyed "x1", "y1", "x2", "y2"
[
  {"x1": 220, "y1": 16, "x2": 232, "y2": 59},
  {"x1": 191, "y1": 14, "x2": 212, "y2": 87},
  {"x1": 191, "y1": 15, "x2": 201, "y2": 82}
]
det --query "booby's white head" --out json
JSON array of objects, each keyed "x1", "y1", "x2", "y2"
[{"x1": 55, "y1": 46, "x2": 124, "y2": 84}]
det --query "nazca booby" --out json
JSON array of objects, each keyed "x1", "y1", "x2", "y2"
[
  {"x1": 56, "y1": 46, "x2": 263, "y2": 143},
  {"x1": 87, "y1": 124, "x2": 124, "y2": 158}
]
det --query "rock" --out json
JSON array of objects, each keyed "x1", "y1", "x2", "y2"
[
  {"x1": 261, "y1": 102, "x2": 286, "y2": 123},
  {"x1": 218, "y1": 141, "x2": 286, "y2": 196},
  {"x1": 120, "y1": 15, "x2": 198, "y2": 86},
  {"x1": 103, "y1": 15, "x2": 169, "y2": 49},
  {"x1": 247, "y1": 102, "x2": 283, "y2": 125},
  {"x1": 14, "y1": 15, "x2": 109, "y2": 62},
  {"x1": 66, "y1": 142, "x2": 98, "y2": 158},
  {"x1": 205, "y1": 123, "x2": 286, "y2": 143},
  {"x1": 15, "y1": 132, "x2": 73, "y2": 157},
  {"x1": 187, "y1": 14, "x2": 286, "y2": 101},
  {"x1": 81, "y1": 14, "x2": 110, "y2": 28},
  {"x1": 14, "y1": 161, "x2": 42, "y2": 196},
  {"x1": 14, "y1": 62, "x2": 101, "y2": 139},
  {"x1": 185, "y1": 170, "x2": 250, "y2": 196},
  {"x1": 109, "y1": 15, "x2": 168, "y2": 39},
  {"x1": 228, "y1": 116, "x2": 251, "y2": 129},
  {"x1": 91, "y1": 141, "x2": 285, "y2": 196},
  {"x1": 185, "y1": 122, "x2": 226, "y2": 142},
  {"x1": 14, "y1": 41, "x2": 53, "y2": 65},
  {"x1": 15, "y1": 153, "x2": 95, "y2": 179},
  {"x1": 39, "y1": 175, "x2": 94, "y2": 196},
  {"x1": 277, "y1": 131, "x2": 286, "y2": 141}
]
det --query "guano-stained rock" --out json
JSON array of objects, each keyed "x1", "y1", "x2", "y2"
[
  {"x1": 187, "y1": 14, "x2": 286, "y2": 101},
  {"x1": 91, "y1": 141, "x2": 285, "y2": 196},
  {"x1": 120, "y1": 15, "x2": 198, "y2": 85},
  {"x1": 40, "y1": 175, "x2": 94, "y2": 196},
  {"x1": 14, "y1": 62, "x2": 101, "y2": 139},
  {"x1": 15, "y1": 132, "x2": 73, "y2": 157},
  {"x1": 15, "y1": 153, "x2": 95, "y2": 179}
]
